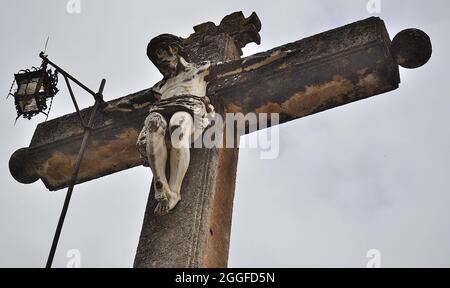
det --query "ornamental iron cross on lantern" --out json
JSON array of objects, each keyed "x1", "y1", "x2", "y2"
[{"x1": 8, "y1": 12, "x2": 432, "y2": 267}]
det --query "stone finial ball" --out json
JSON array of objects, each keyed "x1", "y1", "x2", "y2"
[
  {"x1": 391, "y1": 29, "x2": 432, "y2": 69},
  {"x1": 9, "y1": 148, "x2": 39, "y2": 184}
]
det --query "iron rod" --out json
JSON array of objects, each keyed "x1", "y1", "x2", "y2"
[
  {"x1": 63, "y1": 74, "x2": 86, "y2": 127},
  {"x1": 45, "y1": 78, "x2": 106, "y2": 268},
  {"x1": 40, "y1": 52, "x2": 99, "y2": 98}
]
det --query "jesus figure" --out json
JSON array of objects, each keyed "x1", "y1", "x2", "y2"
[{"x1": 136, "y1": 34, "x2": 214, "y2": 216}]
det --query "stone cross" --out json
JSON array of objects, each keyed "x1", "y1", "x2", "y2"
[{"x1": 9, "y1": 11, "x2": 431, "y2": 267}]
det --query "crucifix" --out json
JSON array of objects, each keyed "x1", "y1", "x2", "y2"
[{"x1": 9, "y1": 11, "x2": 431, "y2": 267}]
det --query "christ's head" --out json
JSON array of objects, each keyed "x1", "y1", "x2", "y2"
[{"x1": 147, "y1": 34, "x2": 185, "y2": 77}]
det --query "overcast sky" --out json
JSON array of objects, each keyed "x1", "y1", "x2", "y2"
[{"x1": 1, "y1": 0, "x2": 449, "y2": 268}]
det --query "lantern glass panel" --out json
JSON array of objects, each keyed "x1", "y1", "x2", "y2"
[
  {"x1": 17, "y1": 80, "x2": 27, "y2": 95},
  {"x1": 15, "y1": 76, "x2": 42, "y2": 114},
  {"x1": 21, "y1": 97, "x2": 39, "y2": 113},
  {"x1": 26, "y1": 77, "x2": 41, "y2": 95}
]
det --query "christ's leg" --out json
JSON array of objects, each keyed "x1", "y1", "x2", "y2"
[
  {"x1": 143, "y1": 112, "x2": 172, "y2": 215},
  {"x1": 167, "y1": 111, "x2": 194, "y2": 211}
]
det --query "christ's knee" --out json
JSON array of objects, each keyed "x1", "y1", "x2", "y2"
[{"x1": 145, "y1": 113, "x2": 167, "y2": 135}]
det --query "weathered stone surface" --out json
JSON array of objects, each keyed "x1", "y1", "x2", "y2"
[
  {"x1": 9, "y1": 148, "x2": 40, "y2": 184},
  {"x1": 186, "y1": 11, "x2": 261, "y2": 56},
  {"x1": 23, "y1": 89, "x2": 154, "y2": 191},
  {"x1": 134, "y1": 25, "x2": 243, "y2": 267},
  {"x1": 391, "y1": 28, "x2": 432, "y2": 69},
  {"x1": 208, "y1": 17, "x2": 400, "y2": 125},
  {"x1": 10, "y1": 16, "x2": 402, "y2": 192}
]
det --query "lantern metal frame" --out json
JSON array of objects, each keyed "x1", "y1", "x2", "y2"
[{"x1": 10, "y1": 63, "x2": 59, "y2": 120}]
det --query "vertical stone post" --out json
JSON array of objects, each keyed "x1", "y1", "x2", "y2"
[{"x1": 134, "y1": 12, "x2": 261, "y2": 268}]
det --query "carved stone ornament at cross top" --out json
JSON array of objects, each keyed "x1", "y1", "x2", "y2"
[{"x1": 10, "y1": 12, "x2": 432, "y2": 217}]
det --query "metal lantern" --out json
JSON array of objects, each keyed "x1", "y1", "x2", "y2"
[
  {"x1": 11, "y1": 64, "x2": 58, "y2": 120},
  {"x1": 7, "y1": 50, "x2": 107, "y2": 268}
]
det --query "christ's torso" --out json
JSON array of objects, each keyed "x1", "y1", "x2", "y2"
[{"x1": 154, "y1": 59, "x2": 210, "y2": 100}]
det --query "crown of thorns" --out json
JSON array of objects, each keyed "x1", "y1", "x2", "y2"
[{"x1": 147, "y1": 34, "x2": 185, "y2": 63}]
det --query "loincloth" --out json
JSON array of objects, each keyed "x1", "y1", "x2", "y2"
[
  {"x1": 136, "y1": 95, "x2": 214, "y2": 164},
  {"x1": 149, "y1": 95, "x2": 212, "y2": 121}
]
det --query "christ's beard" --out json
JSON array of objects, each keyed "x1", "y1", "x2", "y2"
[{"x1": 160, "y1": 61, "x2": 179, "y2": 77}]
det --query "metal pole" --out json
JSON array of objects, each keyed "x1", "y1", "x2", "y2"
[
  {"x1": 63, "y1": 74, "x2": 87, "y2": 128},
  {"x1": 45, "y1": 75, "x2": 106, "y2": 268},
  {"x1": 40, "y1": 52, "x2": 99, "y2": 99}
]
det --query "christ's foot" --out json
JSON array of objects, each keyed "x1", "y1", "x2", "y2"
[
  {"x1": 153, "y1": 184, "x2": 179, "y2": 215},
  {"x1": 153, "y1": 181, "x2": 172, "y2": 215},
  {"x1": 154, "y1": 190, "x2": 180, "y2": 216},
  {"x1": 154, "y1": 197, "x2": 170, "y2": 215},
  {"x1": 167, "y1": 193, "x2": 181, "y2": 211},
  {"x1": 154, "y1": 179, "x2": 169, "y2": 202}
]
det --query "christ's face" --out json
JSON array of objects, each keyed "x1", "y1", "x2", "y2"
[{"x1": 154, "y1": 45, "x2": 180, "y2": 77}]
